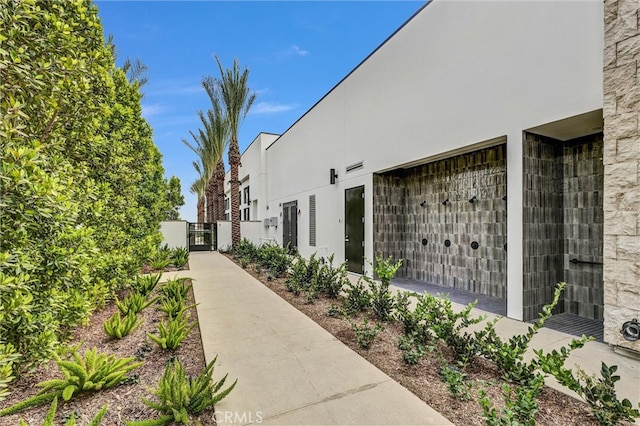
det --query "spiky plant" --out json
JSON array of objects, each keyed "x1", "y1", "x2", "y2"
[{"x1": 125, "y1": 356, "x2": 236, "y2": 426}]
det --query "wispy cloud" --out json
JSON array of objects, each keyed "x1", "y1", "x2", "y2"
[
  {"x1": 250, "y1": 101, "x2": 298, "y2": 115},
  {"x1": 141, "y1": 102, "x2": 167, "y2": 118},
  {"x1": 289, "y1": 45, "x2": 309, "y2": 57},
  {"x1": 273, "y1": 44, "x2": 310, "y2": 61}
]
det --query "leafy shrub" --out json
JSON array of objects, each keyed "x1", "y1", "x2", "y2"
[
  {"x1": 126, "y1": 356, "x2": 236, "y2": 426},
  {"x1": 314, "y1": 255, "x2": 348, "y2": 299},
  {"x1": 233, "y1": 238, "x2": 258, "y2": 263},
  {"x1": 479, "y1": 282, "x2": 565, "y2": 383},
  {"x1": 479, "y1": 375, "x2": 545, "y2": 426},
  {"x1": 116, "y1": 293, "x2": 159, "y2": 316},
  {"x1": 326, "y1": 304, "x2": 345, "y2": 318},
  {"x1": 420, "y1": 293, "x2": 486, "y2": 366},
  {"x1": 134, "y1": 274, "x2": 162, "y2": 297},
  {"x1": 148, "y1": 311, "x2": 196, "y2": 350},
  {"x1": 0, "y1": 343, "x2": 20, "y2": 402},
  {"x1": 537, "y1": 350, "x2": 640, "y2": 426},
  {"x1": 344, "y1": 277, "x2": 371, "y2": 314},
  {"x1": 104, "y1": 311, "x2": 143, "y2": 339},
  {"x1": 397, "y1": 334, "x2": 427, "y2": 365},
  {"x1": 439, "y1": 364, "x2": 472, "y2": 401},
  {"x1": 350, "y1": 318, "x2": 383, "y2": 349},
  {"x1": 170, "y1": 247, "x2": 189, "y2": 268},
  {"x1": 256, "y1": 243, "x2": 291, "y2": 278},
  {"x1": 0, "y1": 348, "x2": 142, "y2": 417}
]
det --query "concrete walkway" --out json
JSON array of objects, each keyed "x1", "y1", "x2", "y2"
[
  {"x1": 179, "y1": 252, "x2": 451, "y2": 426},
  {"x1": 169, "y1": 251, "x2": 640, "y2": 425}
]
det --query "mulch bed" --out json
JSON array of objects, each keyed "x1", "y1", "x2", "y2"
[
  {"x1": 0, "y1": 262, "x2": 216, "y2": 426},
  {"x1": 227, "y1": 254, "x2": 610, "y2": 426}
]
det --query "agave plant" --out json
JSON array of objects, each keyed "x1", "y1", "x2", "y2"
[{"x1": 125, "y1": 356, "x2": 236, "y2": 426}]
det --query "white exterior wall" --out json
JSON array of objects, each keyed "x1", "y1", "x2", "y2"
[
  {"x1": 160, "y1": 221, "x2": 188, "y2": 249},
  {"x1": 264, "y1": 0, "x2": 604, "y2": 319}
]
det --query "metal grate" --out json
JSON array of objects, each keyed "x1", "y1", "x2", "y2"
[
  {"x1": 538, "y1": 313, "x2": 604, "y2": 342},
  {"x1": 309, "y1": 194, "x2": 316, "y2": 247}
]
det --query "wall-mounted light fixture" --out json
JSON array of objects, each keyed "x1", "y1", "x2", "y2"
[
  {"x1": 442, "y1": 198, "x2": 449, "y2": 206},
  {"x1": 469, "y1": 196, "x2": 477, "y2": 204},
  {"x1": 419, "y1": 201, "x2": 427, "y2": 207},
  {"x1": 330, "y1": 168, "x2": 338, "y2": 185},
  {"x1": 621, "y1": 318, "x2": 640, "y2": 341}
]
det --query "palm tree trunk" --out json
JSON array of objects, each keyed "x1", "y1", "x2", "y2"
[
  {"x1": 197, "y1": 195, "x2": 205, "y2": 222},
  {"x1": 206, "y1": 177, "x2": 216, "y2": 222},
  {"x1": 216, "y1": 159, "x2": 226, "y2": 221},
  {"x1": 229, "y1": 138, "x2": 241, "y2": 248}
]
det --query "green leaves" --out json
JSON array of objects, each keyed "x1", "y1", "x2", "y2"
[
  {"x1": 104, "y1": 311, "x2": 143, "y2": 339},
  {"x1": 127, "y1": 357, "x2": 237, "y2": 426},
  {"x1": 147, "y1": 311, "x2": 196, "y2": 351},
  {"x1": 1, "y1": 0, "x2": 172, "y2": 371}
]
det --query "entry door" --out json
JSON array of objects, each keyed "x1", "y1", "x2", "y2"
[
  {"x1": 282, "y1": 201, "x2": 298, "y2": 252},
  {"x1": 345, "y1": 186, "x2": 365, "y2": 274}
]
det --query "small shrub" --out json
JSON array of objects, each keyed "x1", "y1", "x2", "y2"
[
  {"x1": 479, "y1": 375, "x2": 545, "y2": 426},
  {"x1": 126, "y1": 356, "x2": 236, "y2": 426},
  {"x1": 326, "y1": 304, "x2": 345, "y2": 318},
  {"x1": 439, "y1": 364, "x2": 472, "y2": 401},
  {"x1": 149, "y1": 251, "x2": 171, "y2": 271},
  {"x1": 315, "y1": 254, "x2": 348, "y2": 299},
  {"x1": 397, "y1": 334, "x2": 426, "y2": 365},
  {"x1": 158, "y1": 297, "x2": 197, "y2": 320},
  {"x1": 148, "y1": 311, "x2": 196, "y2": 351},
  {"x1": 134, "y1": 273, "x2": 162, "y2": 297},
  {"x1": 116, "y1": 293, "x2": 159, "y2": 316},
  {"x1": 159, "y1": 277, "x2": 192, "y2": 301},
  {"x1": 170, "y1": 247, "x2": 189, "y2": 268},
  {"x1": 0, "y1": 343, "x2": 20, "y2": 402},
  {"x1": 104, "y1": 311, "x2": 143, "y2": 339},
  {"x1": 350, "y1": 318, "x2": 383, "y2": 349},
  {"x1": 479, "y1": 282, "x2": 565, "y2": 383},
  {"x1": 0, "y1": 348, "x2": 142, "y2": 417},
  {"x1": 344, "y1": 277, "x2": 371, "y2": 314},
  {"x1": 256, "y1": 243, "x2": 291, "y2": 278},
  {"x1": 32, "y1": 396, "x2": 108, "y2": 426}
]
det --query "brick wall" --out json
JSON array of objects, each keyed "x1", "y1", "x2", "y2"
[{"x1": 603, "y1": 0, "x2": 640, "y2": 350}]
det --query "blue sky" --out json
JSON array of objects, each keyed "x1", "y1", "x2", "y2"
[{"x1": 96, "y1": 1, "x2": 425, "y2": 221}]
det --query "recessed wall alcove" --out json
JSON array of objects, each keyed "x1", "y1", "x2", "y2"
[{"x1": 373, "y1": 145, "x2": 507, "y2": 302}]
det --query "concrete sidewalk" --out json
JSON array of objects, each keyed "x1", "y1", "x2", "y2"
[{"x1": 180, "y1": 252, "x2": 452, "y2": 426}]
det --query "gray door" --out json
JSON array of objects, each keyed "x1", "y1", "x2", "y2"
[
  {"x1": 345, "y1": 186, "x2": 365, "y2": 274},
  {"x1": 283, "y1": 201, "x2": 298, "y2": 253}
]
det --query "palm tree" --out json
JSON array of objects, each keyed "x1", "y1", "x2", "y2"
[
  {"x1": 201, "y1": 78, "x2": 230, "y2": 222},
  {"x1": 212, "y1": 56, "x2": 255, "y2": 249},
  {"x1": 182, "y1": 95, "x2": 229, "y2": 222},
  {"x1": 189, "y1": 162, "x2": 207, "y2": 222}
]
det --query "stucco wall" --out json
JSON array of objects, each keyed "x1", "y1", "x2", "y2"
[
  {"x1": 160, "y1": 221, "x2": 188, "y2": 249},
  {"x1": 603, "y1": 0, "x2": 640, "y2": 351},
  {"x1": 266, "y1": 0, "x2": 603, "y2": 318}
]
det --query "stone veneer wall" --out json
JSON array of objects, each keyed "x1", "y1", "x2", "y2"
[
  {"x1": 522, "y1": 133, "x2": 565, "y2": 321},
  {"x1": 373, "y1": 145, "x2": 507, "y2": 299},
  {"x1": 603, "y1": 0, "x2": 640, "y2": 350}
]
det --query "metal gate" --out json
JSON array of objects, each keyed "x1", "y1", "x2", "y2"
[{"x1": 188, "y1": 222, "x2": 215, "y2": 252}]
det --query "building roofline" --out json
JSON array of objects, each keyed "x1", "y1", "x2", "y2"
[{"x1": 266, "y1": 0, "x2": 431, "y2": 152}]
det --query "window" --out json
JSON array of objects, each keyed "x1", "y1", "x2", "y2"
[
  {"x1": 243, "y1": 208, "x2": 250, "y2": 221},
  {"x1": 243, "y1": 186, "x2": 250, "y2": 205},
  {"x1": 224, "y1": 213, "x2": 230, "y2": 221},
  {"x1": 309, "y1": 194, "x2": 316, "y2": 247},
  {"x1": 224, "y1": 195, "x2": 229, "y2": 211}
]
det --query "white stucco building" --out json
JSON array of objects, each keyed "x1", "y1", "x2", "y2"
[{"x1": 213, "y1": 0, "x2": 640, "y2": 353}]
